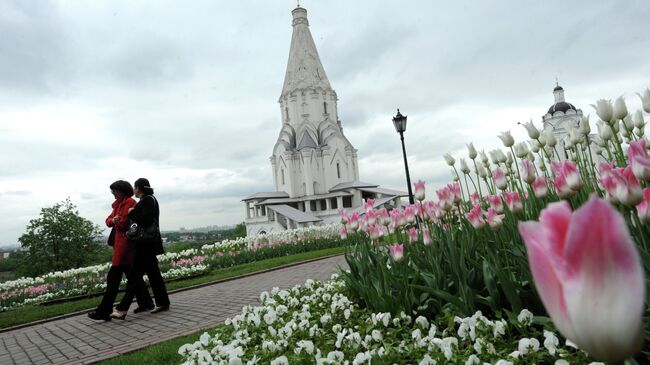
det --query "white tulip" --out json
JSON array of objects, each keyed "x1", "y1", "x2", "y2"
[
  {"x1": 498, "y1": 130, "x2": 515, "y2": 147},
  {"x1": 522, "y1": 120, "x2": 540, "y2": 139},
  {"x1": 514, "y1": 142, "x2": 529, "y2": 158},
  {"x1": 634, "y1": 110, "x2": 645, "y2": 129},
  {"x1": 543, "y1": 130, "x2": 557, "y2": 147},
  {"x1": 489, "y1": 150, "x2": 500, "y2": 165},
  {"x1": 451, "y1": 169, "x2": 459, "y2": 182},
  {"x1": 635, "y1": 127, "x2": 644, "y2": 138},
  {"x1": 467, "y1": 143, "x2": 478, "y2": 160},
  {"x1": 476, "y1": 164, "x2": 487, "y2": 178},
  {"x1": 506, "y1": 152, "x2": 513, "y2": 166},
  {"x1": 591, "y1": 99, "x2": 614, "y2": 124},
  {"x1": 460, "y1": 158, "x2": 471, "y2": 174},
  {"x1": 479, "y1": 150, "x2": 489, "y2": 165},
  {"x1": 637, "y1": 88, "x2": 650, "y2": 113},
  {"x1": 443, "y1": 153, "x2": 455, "y2": 166},
  {"x1": 597, "y1": 121, "x2": 614, "y2": 141},
  {"x1": 613, "y1": 96, "x2": 628, "y2": 120},
  {"x1": 569, "y1": 128, "x2": 583, "y2": 145},
  {"x1": 528, "y1": 140, "x2": 540, "y2": 153},
  {"x1": 623, "y1": 115, "x2": 634, "y2": 131},
  {"x1": 579, "y1": 115, "x2": 591, "y2": 135}
]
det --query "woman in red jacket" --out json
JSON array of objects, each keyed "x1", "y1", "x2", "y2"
[{"x1": 88, "y1": 180, "x2": 154, "y2": 321}]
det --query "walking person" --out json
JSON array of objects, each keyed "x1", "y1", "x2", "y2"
[
  {"x1": 111, "y1": 178, "x2": 170, "y2": 319},
  {"x1": 88, "y1": 180, "x2": 154, "y2": 321}
]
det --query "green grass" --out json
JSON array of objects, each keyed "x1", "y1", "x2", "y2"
[
  {"x1": 96, "y1": 329, "x2": 210, "y2": 365},
  {"x1": 0, "y1": 246, "x2": 345, "y2": 330}
]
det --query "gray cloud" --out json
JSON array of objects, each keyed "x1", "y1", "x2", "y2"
[{"x1": 0, "y1": 0, "x2": 649, "y2": 247}]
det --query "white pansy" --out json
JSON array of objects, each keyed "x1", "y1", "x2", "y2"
[
  {"x1": 270, "y1": 356, "x2": 288, "y2": 365},
  {"x1": 543, "y1": 330, "x2": 559, "y2": 355},
  {"x1": 415, "y1": 316, "x2": 429, "y2": 329},
  {"x1": 465, "y1": 354, "x2": 480, "y2": 365},
  {"x1": 371, "y1": 329, "x2": 383, "y2": 342},
  {"x1": 418, "y1": 354, "x2": 437, "y2": 365},
  {"x1": 516, "y1": 309, "x2": 533, "y2": 325},
  {"x1": 554, "y1": 360, "x2": 569, "y2": 365}
]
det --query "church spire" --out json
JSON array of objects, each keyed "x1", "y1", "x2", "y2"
[{"x1": 280, "y1": 6, "x2": 332, "y2": 98}]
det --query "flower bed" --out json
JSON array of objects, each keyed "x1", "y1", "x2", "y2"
[
  {"x1": 178, "y1": 275, "x2": 601, "y2": 365},
  {"x1": 0, "y1": 225, "x2": 347, "y2": 311}
]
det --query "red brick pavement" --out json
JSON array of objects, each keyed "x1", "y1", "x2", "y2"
[{"x1": 0, "y1": 255, "x2": 348, "y2": 365}]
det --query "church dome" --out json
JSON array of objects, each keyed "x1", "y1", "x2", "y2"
[{"x1": 547, "y1": 101, "x2": 577, "y2": 114}]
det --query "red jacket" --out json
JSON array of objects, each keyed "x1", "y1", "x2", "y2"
[{"x1": 106, "y1": 197, "x2": 137, "y2": 266}]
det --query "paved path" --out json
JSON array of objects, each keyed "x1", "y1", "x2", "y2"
[{"x1": 0, "y1": 255, "x2": 348, "y2": 365}]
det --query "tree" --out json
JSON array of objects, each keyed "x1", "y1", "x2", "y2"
[
  {"x1": 17, "y1": 198, "x2": 104, "y2": 277},
  {"x1": 232, "y1": 222, "x2": 247, "y2": 239}
]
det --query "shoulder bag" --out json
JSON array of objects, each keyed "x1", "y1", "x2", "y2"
[{"x1": 126, "y1": 196, "x2": 161, "y2": 243}]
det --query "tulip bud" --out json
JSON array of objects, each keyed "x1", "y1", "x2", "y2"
[
  {"x1": 476, "y1": 164, "x2": 487, "y2": 179},
  {"x1": 505, "y1": 152, "x2": 513, "y2": 166},
  {"x1": 414, "y1": 180, "x2": 425, "y2": 201},
  {"x1": 489, "y1": 150, "x2": 500, "y2": 165},
  {"x1": 527, "y1": 151, "x2": 535, "y2": 162},
  {"x1": 564, "y1": 135, "x2": 573, "y2": 150},
  {"x1": 591, "y1": 99, "x2": 614, "y2": 124},
  {"x1": 635, "y1": 127, "x2": 644, "y2": 138},
  {"x1": 613, "y1": 96, "x2": 628, "y2": 120},
  {"x1": 579, "y1": 115, "x2": 591, "y2": 135},
  {"x1": 443, "y1": 153, "x2": 455, "y2": 166},
  {"x1": 637, "y1": 88, "x2": 650, "y2": 113},
  {"x1": 522, "y1": 120, "x2": 540, "y2": 139},
  {"x1": 493, "y1": 167, "x2": 508, "y2": 190},
  {"x1": 467, "y1": 143, "x2": 478, "y2": 160},
  {"x1": 498, "y1": 130, "x2": 515, "y2": 147},
  {"x1": 569, "y1": 128, "x2": 583, "y2": 145},
  {"x1": 389, "y1": 243, "x2": 404, "y2": 262}
]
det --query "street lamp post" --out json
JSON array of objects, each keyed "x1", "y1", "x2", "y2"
[{"x1": 392, "y1": 109, "x2": 415, "y2": 205}]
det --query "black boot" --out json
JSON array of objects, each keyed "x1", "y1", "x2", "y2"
[{"x1": 87, "y1": 311, "x2": 111, "y2": 321}]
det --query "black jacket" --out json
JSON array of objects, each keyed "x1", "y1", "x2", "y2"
[{"x1": 128, "y1": 194, "x2": 164, "y2": 255}]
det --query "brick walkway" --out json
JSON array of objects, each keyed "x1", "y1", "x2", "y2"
[{"x1": 0, "y1": 255, "x2": 348, "y2": 365}]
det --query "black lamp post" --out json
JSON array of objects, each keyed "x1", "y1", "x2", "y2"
[{"x1": 392, "y1": 109, "x2": 415, "y2": 205}]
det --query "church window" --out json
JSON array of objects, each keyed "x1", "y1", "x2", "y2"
[
  {"x1": 336, "y1": 163, "x2": 341, "y2": 179},
  {"x1": 330, "y1": 198, "x2": 338, "y2": 209},
  {"x1": 284, "y1": 107, "x2": 289, "y2": 121},
  {"x1": 343, "y1": 196, "x2": 352, "y2": 208},
  {"x1": 323, "y1": 102, "x2": 328, "y2": 114},
  {"x1": 281, "y1": 169, "x2": 285, "y2": 185}
]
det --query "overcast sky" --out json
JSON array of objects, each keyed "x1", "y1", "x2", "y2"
[{"x1": 1, "y1": 0, "x2": 649, "y2": 247}]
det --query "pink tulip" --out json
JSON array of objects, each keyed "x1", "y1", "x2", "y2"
[
  {"x1": 493, "y1": 167, "x2": 508, "y2": 190},
  {"x1": 407, "y1": 227, "x2": 419, "y2": 243},
  {"x1": 466, "y1": 205, "x2": 486, "y2": 229},
  {"x1": 518, "y1": 197, "x2": 645, "y2": 361},
  {"x1": 368, "y1": 224, "x2": 384, "y2": 241},
  {"x1": 389, "y1": 243, "x2": 404, "y2": 262},
  {"x1": 470, "y1": 192, "x2": 480, "y2": 206},
  {"x1": 520, "y1": 159, "x2": 536, "y2": 184},
  {"x1": 561, "y1": 161, "x2": 583, "y2": 190},
  {"x1": 404, "y1": 205, "x2": 417, "y2": 224},
  {"x1": 486, "y1": 194, "x2": 503, "y2": 214},
  {"x1": 422, "y1": 228, "x2": 432, "y2": 245},
  {"x1": 378, "y1": 207, "x2": 390, "y2": 226},
  {"x1": 338, "y1": 208, "x2": 348, "y2": 224},
  {"x1": 414, "y1": 180, "x2": 426, "y2": 201},
  {"x1": 636, "y1": 188, "x2": 650, "y2": 223},
  {"x1": 436, "y1": 186, "x2": 453, "y2": 210},
  {"x1": 486, "y1": 207, "x2": 503, "y2": 230},
  {"x1": 365, "y1": 209, "x2": 377, "y2": 226},
  {"x1": 364, "y1": 198, "x2": 375, "y2": 212},
  {"x1": 553, "y1": 174, "x2": 575, "y2": 199},
  {"x1": 532, "y1": 176, "x2": 548, "y2": 198},
  {"x1": 612, "y1": 167, "x2": 643, "y2": 206},
  {"x1": 505, "y1": 191, "x2": 523, "y2": 214},
  {"x1": 348, "y1": 212, "x2": 360, "y2": 231},
  {"x1": 598, "y1": 163, "x2": 619, "y2": 204},
  {"x1": 448, "y1": 182, "x2": 462, "y2": 203},
  {"x1": 338, "y1": 228, "x2": 347, "y2": 240},
  {"x1": 628, "y1": 139, "x2": 650, "y2": 181}
]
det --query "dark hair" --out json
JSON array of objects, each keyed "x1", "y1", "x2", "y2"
[
  {"x1": 109, "y1": 180, "x2": 134, "y2": 197},
  {"x1": 134, "y1": 178, "x2": 154, "y2": 195}
]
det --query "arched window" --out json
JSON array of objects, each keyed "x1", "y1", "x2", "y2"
[
  {"x1": 336, "y1": 163, "x2": 341, "y2": 179},
  {"x1": 323, "y1": 102, "x2": 328, "y2": 114},
  {"x1": 285, "y1": 106, "x2": 289, "y2": 121},
  {"x1": 281, "y1": 169, "x2": 285, "y2": 185}
]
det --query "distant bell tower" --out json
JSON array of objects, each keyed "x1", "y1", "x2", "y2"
[
  {"x1": 270, "y1": 6, "x2": 359, "y2": 198},
  {"x1": 542, "y1": 82, "x2": 583, "y2": 158}
]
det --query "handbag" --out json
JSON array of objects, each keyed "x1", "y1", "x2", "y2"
[
  {"x1": 107, "y1": 228, "x2": 115, "y2": 247},
  {"x1": 126, "y1": 196, "x2": 161, "y2": 243}
]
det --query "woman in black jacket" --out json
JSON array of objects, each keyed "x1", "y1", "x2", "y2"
[{"x1": 111, "y1": 178, "x2": 170, "y2": 319}]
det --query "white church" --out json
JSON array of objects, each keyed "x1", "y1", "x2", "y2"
[{"x1": 243, "y1": 6, "x2": 406, "y2": 235}]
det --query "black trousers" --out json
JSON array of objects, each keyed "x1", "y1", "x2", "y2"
[
  {"x1": 116, "y1": 249, "x2": 169, "y2": 311},
  {"x1": 95, "y1": 265, "x2": 153, "y2": 315}
]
